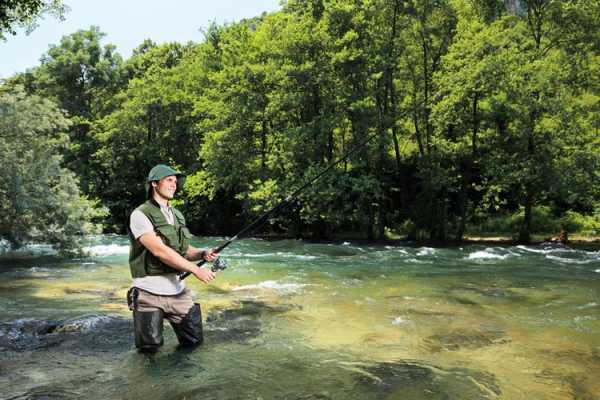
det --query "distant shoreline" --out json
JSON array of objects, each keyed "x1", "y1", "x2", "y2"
[{"x1": 248, "y1": 233, "x2": 600, "y2": 251}]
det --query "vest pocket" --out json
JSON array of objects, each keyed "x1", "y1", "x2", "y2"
[
  {"x1": 179, "y1": 227, "x2": 192, "y2": 254},
  {"x1": 181, "y1": 227, "x2": 193, "y2": 238},
  {"x1": 156, "y1": 224, "x2": 179, "y2": 248}
]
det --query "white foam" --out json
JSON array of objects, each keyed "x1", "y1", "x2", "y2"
[
  {"x1": 416, "y1": 247, "x2": 435, "y2": 256},
  {"x1": 406, "y1": 258, "x2": 433, "y2": 264},
  {"x1": 516, "y1": 245, "x2": 548, "y2": 254},
  {"x1": 0, "y1": 243, "x2": 57, "y2": 255},
  {"x1": 279, "y1": 253, "x2": 317, "y2": 260},
  {"x1": 83, "y1": 244, "x2": 129, "y2": 256},
  {"x1": 230, "y1": 252, "x2": 317, "y2": 260},
  {"x1": 342, "y1": 242, "x2": 351, "y2": 246},
  {"x1": 467, "y1": 249, "x2": 509, "y2": 260},
  {"x1": 391, "y1": 316, "x2": 411, "y2": 325},
  {"x1": 385, "y1": 246, "x2": 409, "y2": 254},
  {"x1": 576, "y1": 303, "x2": 598, "y2": 310},
  {"x1": 29, "y1": 267, "x2": 52, "y2": 273},
  {"x1": 232, "y1": 280, "x2": 307, "y2": 293},
  {"x1": 545, "y1": 255, "x2": 596, "y2": 264},
  {"x1": 516, "y1": 245, "x2": 575, "y2": 255},
  {"x1": 595, "y1": 269, "x2": 600, "y2": 273}
]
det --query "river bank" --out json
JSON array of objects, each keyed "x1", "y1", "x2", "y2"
[{"x1": 247, "y1": 232, "x2": 600, "y2": 251}]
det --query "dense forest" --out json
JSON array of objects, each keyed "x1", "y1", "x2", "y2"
[{"x1": 1, "y1": 0, "x2": 599, "y2": 251}]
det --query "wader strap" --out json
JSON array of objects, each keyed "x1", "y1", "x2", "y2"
[{"x1": 127, "y1": 287, "x2": 139, "y2": 311}]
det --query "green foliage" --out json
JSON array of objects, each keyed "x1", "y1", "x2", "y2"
[
  {"x1": 470, "y1": 206, "x2": 600, "y2": 237},
  {"x1": 469, "y1": 206, "x2": 557, "y2": 235},
  {"x1": 0, "y1": 87, "x2": 105, "y2": 252},
  {"x1": 0, "y1": 0, "x2": 68, "y2": 40},
  {"x1": 91, "y1": 41, "x2": 199, "y2": 230},
  {"x1": 5, "y1": 27, "x2": 127, "y2": 198},
  {"x1": 560, "y1": 209, "x2": 600, "y2": 236},
  {"x1": 3, "y1": 0, "x2": 599, "y2": 242}
]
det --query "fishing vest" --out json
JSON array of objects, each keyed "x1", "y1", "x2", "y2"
[{"x1": 128, "y1": 200, "x2": 192, "y2": 278}]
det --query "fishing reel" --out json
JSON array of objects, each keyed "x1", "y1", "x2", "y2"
[{"x1": 210, "y1": 257, "x2": 228, "y2": 272}]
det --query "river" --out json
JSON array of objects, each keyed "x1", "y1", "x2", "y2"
[{"x1": 1, "y1": 235, "x2": 599, "y2": 399}]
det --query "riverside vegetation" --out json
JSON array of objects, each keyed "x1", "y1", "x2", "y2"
[{"x1": 1, "y1": 0, "x2": 599, "y2": 252}]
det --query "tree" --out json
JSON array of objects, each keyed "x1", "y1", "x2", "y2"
[
  {"x1": 0, "y1": 0, "x2": 67, "y2": 40},
  {"x1": 499, "y1": 0, "x2": 600, "y2": 242},
  {"x1": 0, "y1": 87, "x2": 103, "y2": 252},
  {"x1": 92, "y1": 41, "x2": 198, "y2": 231},
  {"x1": 397, "y1": 0, "x2": 458, "y2": 240},
  {"x1": 34, "y1": 26, "x2": 124, "y2": 194}
]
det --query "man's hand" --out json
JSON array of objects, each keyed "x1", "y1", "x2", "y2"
[
  {"x1": 194, "y1": 267, "x2": 216, "y2": 283},
  {"x1": 203, "y1": 248, "x2": 218, "y2": 262},
  {"x1": 138, "y1": 232, "x2": 217, "y2": 283}
]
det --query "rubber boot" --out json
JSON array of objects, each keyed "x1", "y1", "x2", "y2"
[
  {"x1": 133, "y1": 309, "x2": 164, "y2": 353},
  {"x1": 170, "y1": 303, "x2": 203, "y2": 347}
]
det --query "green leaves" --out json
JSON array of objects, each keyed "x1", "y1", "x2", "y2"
[
  {"x1": 0, "y1": 0, "x2": 68, "y2": 40},
  {"x1": 0, "y1": 87, "x2": 104, "y2": 252},
  {"x1": 3, "y1": 0, "x2": 598, "y2": 241}
]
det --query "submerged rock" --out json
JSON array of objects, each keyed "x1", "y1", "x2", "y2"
[
  {"x1": 453, "y1": 286, "x2": 527, "y2": 302},
  {"x1": 7, "y1": 386, "x2": 82, "y2": 400},
  {"x1": 402, "y1": 308, "x2": 454, "y2": 317},
  {"x1": 354, "y1": 360, "x2": 501, "y2": 399},
  {"x1": 424, "y1": 328, "x2": 508, "y2": 352},
  {"x1": 0, "y1": 315, "x2": 131, "y2": 352},
  {"x1": 0, "y1": 300, "x2": 298, "y2": 352},
  {"x1": 0, "y1": 318, "x2": 64, "y2": 350},
  {"x1": 446, "y1": 296, "x2": 480, "y2": 306},
  {"x1": 205, "y1": 300, "x2": 299, "y2": 343}
]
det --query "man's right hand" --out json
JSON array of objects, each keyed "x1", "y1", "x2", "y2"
[{"x1": 194, "y1": 267, "x2": 216, "y2": 283}]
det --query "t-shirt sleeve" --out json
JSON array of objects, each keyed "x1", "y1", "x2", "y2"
[{"x1": 130, "y1": 210, "x2": 154, "y2": 239}]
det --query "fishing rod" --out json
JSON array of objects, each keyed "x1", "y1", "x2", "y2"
[{"x1": 179, "y1": 131, "x2": 379, "y2": 280}]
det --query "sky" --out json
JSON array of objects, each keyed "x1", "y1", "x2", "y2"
[{"x1": 0, "y1": 0, "x2": 282, "y2": 79}]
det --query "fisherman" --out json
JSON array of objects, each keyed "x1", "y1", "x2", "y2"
[{"x1": 127, "y1": 164, "x2": 217, "y2": 353}]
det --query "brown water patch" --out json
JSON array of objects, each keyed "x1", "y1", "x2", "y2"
[
  {"x1": 535, "y1": 369, "x2": 600, "y2": 400},
  {"x1": 424, "y1": 328, "x2": 508, "y2": 352},
  {"x1": 353, "y1": 360, "x2": 501, "y2": 399},
  {"x1": 205, "y1": 300, "x2": 300, "y2": 343}
]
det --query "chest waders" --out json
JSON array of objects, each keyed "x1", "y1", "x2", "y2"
[
  {"x1": 128, "y1": 199, "x2": 203, "y2": 353},
  {"x1": 128, "y1": 289, "x2": 203, "y2": 353}
]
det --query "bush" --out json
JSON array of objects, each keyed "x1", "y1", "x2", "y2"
[
  {"x1": 0, "y1": 87, "x2": 105, "y2": 254},
  {"x1": 560, "y1": 209, "x2": 600, "y2": 236},
  {"x1": 468, "y1": 205, "x2": 600, "y2": 237},
  {"x1": 469, "y1": 205, "x2": 561, "y2": 235}
]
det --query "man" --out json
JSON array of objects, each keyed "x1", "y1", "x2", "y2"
[{"x1": 127, "y1": 164, "x2": 217, "y2": 353}]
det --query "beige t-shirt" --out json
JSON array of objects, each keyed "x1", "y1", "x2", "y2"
[{"x1": 130, "y1": 204, "x2": 186, "y2": 295}]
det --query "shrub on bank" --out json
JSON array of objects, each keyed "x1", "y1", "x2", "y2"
[{"x1": 467, "y1": 206, "x2": 600, "y2": 237}]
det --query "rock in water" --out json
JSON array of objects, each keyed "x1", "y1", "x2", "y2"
[{"x1": 354, "y1": 361, "x2": 501, "y2": 399}]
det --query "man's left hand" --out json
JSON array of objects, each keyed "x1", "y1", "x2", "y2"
[{"x1": 203, "y1": 248, "x2": 218, "y2": 262}]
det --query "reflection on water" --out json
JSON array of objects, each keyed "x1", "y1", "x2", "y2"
[{"x1": 1, "y1": 236, "x2": 599, "y2": 399}]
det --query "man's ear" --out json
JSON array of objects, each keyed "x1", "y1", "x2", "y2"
[{"x1": 151, "y1": 181, "x2": 158, "y2": 189}]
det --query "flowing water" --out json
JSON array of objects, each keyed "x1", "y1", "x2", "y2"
[{"x1": 1, "y1": 236, "x2": 599, "y2": 399}]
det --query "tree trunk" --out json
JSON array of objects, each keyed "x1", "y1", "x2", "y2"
[
  {"x1": 519, "y1": 108, "x2": 537, "y2": 244},
  {"x1": 519, "y1": 190, "x2": 533, "y2": 244},
  {"x1": 456, "y1": 176, "x2": 468, "y2": 242},
  {"x1": 456, "y1": 94, "x2": 479, "y2": 241}
]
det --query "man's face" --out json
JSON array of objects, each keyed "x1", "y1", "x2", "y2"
[{"x1": 153, "y1": 175, "x2": 177, "y2": 200}]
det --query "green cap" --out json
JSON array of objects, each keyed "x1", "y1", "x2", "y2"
[{"x1": 146, "y1": 164, "x2": 186, "y2": 198}]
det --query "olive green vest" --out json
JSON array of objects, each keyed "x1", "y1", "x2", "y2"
[{"x1": 128, "y1": 200, "x2": 192, "y2": 278}]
